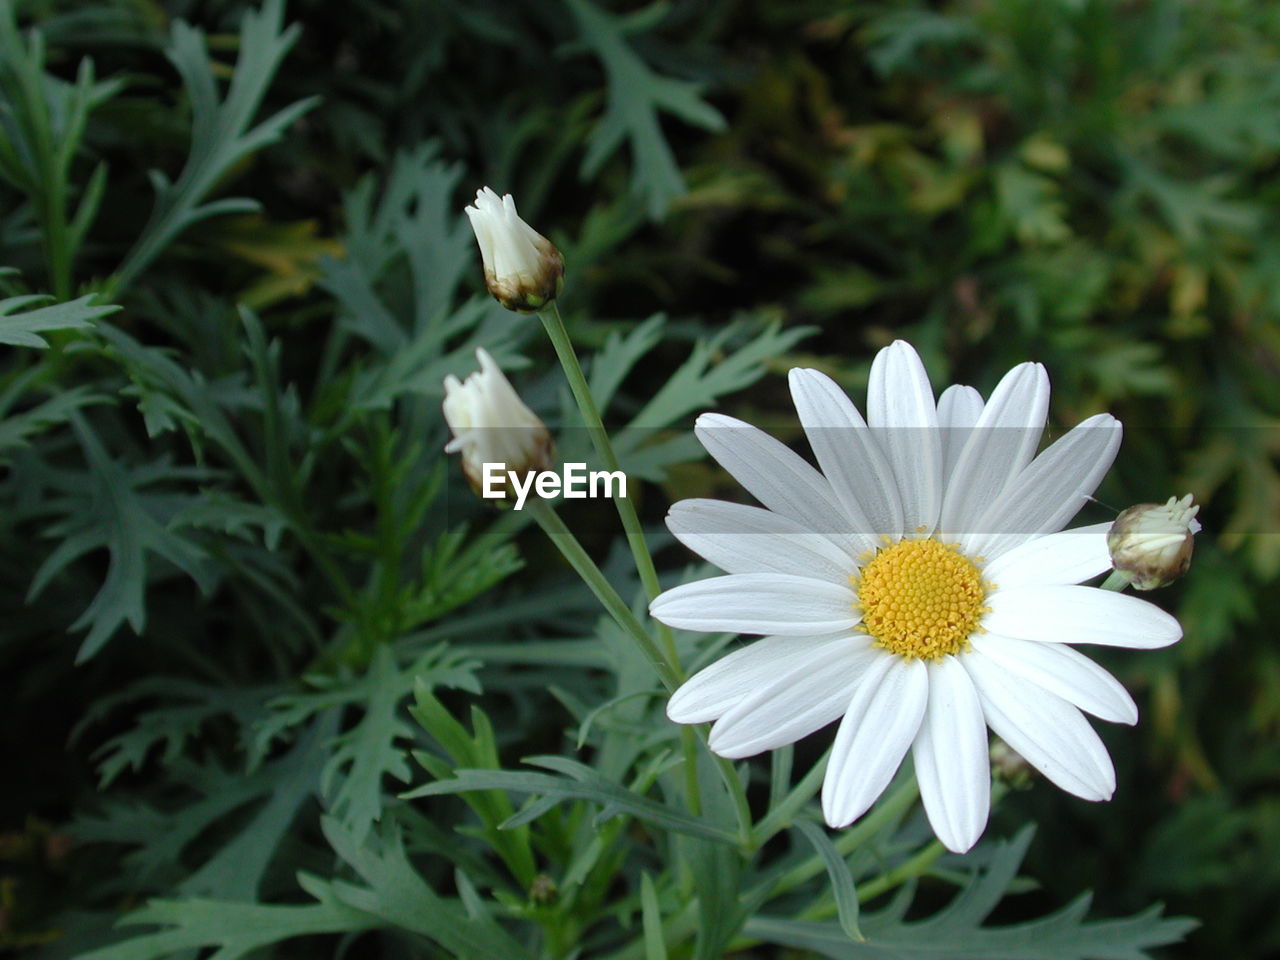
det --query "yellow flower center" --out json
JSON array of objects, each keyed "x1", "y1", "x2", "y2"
[{"x1": 853, "y1": 538, "x2": 990, "y2": 661}]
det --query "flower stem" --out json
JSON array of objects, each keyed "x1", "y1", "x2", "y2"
[
  {"x1": 528, "y1": 499, "x2": 678, "y2": 691},
  {"x1": 1100, "y1": 570, "x2": 1130, "y2": 591},
  {"x1": 851, "y1": 839, "x2": 945, "y2": 903},
  {"x1": 795, "y1": 839, "x2": 945, "y2": 925},
  {"x1": 752, "y1": 748, "x2": 831, "y2": 848},
  {"x1": 539, "y1": 303, "x2": 683, "y2": 681},
  {"x1": 765, "y1": 774, "x2": 921, "y2": 895}
]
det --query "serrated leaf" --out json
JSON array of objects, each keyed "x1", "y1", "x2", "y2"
[
  {"x1": 863, "y1": 9, "x2": 986, "y2": 77},
  {"x1": 0, "y1": 292, "x2": 118, "y2": 347},
  {"x1": 251, "y1": 643, "x2": 481, "y2": 768},
  {"x1": 0, "y1": 7, "x2": 122, "y2": 295},
  {"x1": 27, "y1": 417, "x2": 215, "y2": 660},
  {"x1": 746, "y1": 828, "x2": 1197, "y2": 959},
  {"x1": 111, "y1": 0, "x2": 317, "y2": 293},
  {"x1": 588, "y1": 313, "x2": 666, "y2": 413},
  {"x1": 410, "y1": 686, "x2": 537, "y2": 886},
  {"x1": 0, "y1": 382, "x2": 106, "y2": 452},
  {"x1": 74, "y1": 718, "x2": 330, "y2": 902},
  {"x1": 566, "y1": 0, "x2": 725, "y2": 218},
  {"x1": 995, "y1": 163, "x2": 1071, "y2": 246},
  {"x1": 167, "y1": 491, "x2": 288, "y2": 550},
  {"x1": 403, "y1": 754, "x2": 739, "y2": 844},
  {"x1": 73, "y1": 882, "x2": 376, "y2": 960},
  {"x1": 322, "y1": 816, "x2": 533, "y2": 960},
  {"x1": 326, "y1": 141, "x2": 476, "y2": 350},
  {"x1": 627, "y1": 318, "x2": 811, "y2": 430},
  {"x1": 71, "y1": 676, "x2": 277, "y2": 786},
  {"x1": 320, "y1": 646, "x2": 416, "y2": 842}
]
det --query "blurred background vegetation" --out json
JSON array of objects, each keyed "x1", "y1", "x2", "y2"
[{"x1": 2, "y1": 0, "x2": 1277, "y2": 956}]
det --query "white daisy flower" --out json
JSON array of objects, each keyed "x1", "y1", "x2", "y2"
[{"x1": 649, "y1": 340, "x2": 1182, "y2": 853}]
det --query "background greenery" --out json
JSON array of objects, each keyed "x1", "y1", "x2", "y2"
[{"x1": 1, "y1": 0, "x2": 1275, "y2": 956}]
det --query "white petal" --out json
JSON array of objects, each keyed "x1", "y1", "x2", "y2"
[
  {"x1": 939, "y1": 363, "x2": 1049, "y2": 539},
  {"x1": 983, "y1": 585, "x2": 1182, "y2": 649},
  {"x1": 936, "y1": 384, "x2": 984, "y2": 484},
  {"x1": 981, "y1": 523, "x2": 1114, "y2": 588},
  {"x1": 867, "y1": 341, "x2": 942, "y2": 534},
  {"x1": 666, "y1": 499, "x2": 856, "y2": 582},
  {"x1": 650, "y1": 574, "x2": 858, "y2": 636},
  {"x1": 912, "y1": 656, "x2": 991, "y2": 853},
  {"x1": 787, "y1": 368, "x2": 901, "y2": 547},
  {"x1": 937, "y1": 384, "x2": 985, "y2": 429},
  {"x1": 970, "y1": 634, "x2": 1138, "y2": 725},
  {"x1": 964, "y1": 650, "x2": 1116, "y2": 801},
  {"x1": 709, "y1": 637, "x2": 878, "y2": 758},
  {"x1": 963, "y1": 413, "x2": 1122, "y2": 560},
  {"x1": 668, "y1": 633, "x2": 860, "y2": 724},
  {"x1": 465, "y1": 209, "x2": 497, "y2": 274},
  {"x1": 695, "y1": 413, "x2": 857, "y2": 552},
  {"x1": 822, "y1": 656, "x2": 929, "y2": 827}
]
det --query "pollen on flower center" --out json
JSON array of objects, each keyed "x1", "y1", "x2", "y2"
[{"x1": 853, "y1": 538, "x2": 990, "y2": 661}]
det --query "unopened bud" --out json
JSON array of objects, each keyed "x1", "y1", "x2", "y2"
[
  {"x1": 1107, "y1": 494, "x2": 1200, "y2": 591},
  {"x1": 465, "y1": 187, "x2": 564, "y2": 313},
  {"x1": 443, "y1": 348, "x2": 553, "y2": 499}
]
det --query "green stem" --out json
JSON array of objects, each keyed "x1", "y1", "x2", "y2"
[
  {"x1": 753, "y1": 748, "x2": 830, "y2": 848},
  {"x1": 539, "y1": 303, "x2": 683, "y2": 681},
  {"x1": 1100, "y1": 570, "x2": 1130, "y2": 591},
  {"x1": 766, "y1": 775, "x2": 921, "y2": 895},
  {"x1": 843, "y1": 841, "x2": 943, "y2": 913},
  {"x1": 528, "y1": 499, "x2": 677, "y2": 691}
]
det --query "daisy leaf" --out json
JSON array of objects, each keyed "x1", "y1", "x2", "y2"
[
  {"x1": 403, "y1": 756, "x2": 740, "y2": 845},
  {"x1": 110, "y1": 0, "x2": 317, "y2": 294},
  {"x1": 566, "y1": 0, "x2": 725, "y2": 219},
  {"x1": 26, "y1": 417, "x2": 216, "y2": 661},
  {"x1": 795, "y1": 819, "x2": 865, "y2": 942},
  {"x1": 0, "y1": 292, "x2": 118, "y2": 348},
  {"x1": 747, "y1": 826, "x2": 1197, "y2": 959},
  {"x1": 71, "y1": 888, "x2": 375, "y2": 960},
  {"x1": 320, "y1": 816, "x2": 533, "y2": 960}
]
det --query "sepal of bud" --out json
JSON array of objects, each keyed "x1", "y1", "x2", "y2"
[
  {"x1": 1107, "y1": 494, "x2": 1200, "y2": 591},
  {"x1": 465, "y1": 187, "x2": 564, "y2": 313},
  {"x1": 443, "y1": 348, "x2": 553, "y2": 501}
]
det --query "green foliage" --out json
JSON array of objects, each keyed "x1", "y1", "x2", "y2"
[
  {"x1": 0, "y1": 291, "x2": 118, "y2": 348},
  {"x1": 748, "y1": 830, "x2": 1194, "y2": 960},
  {"x1": 1, "y1": 0, "x2": 1271, "y2": 957},
  {"x1": 108, "y1": 0, "x2": 316, "y2": 295},
  {"x1": 74, "y1": 887, "x2": 375, "y2": 960},
  {"x1": 27, "y1": 417, "x2": 214, "y2": 661},
  {"x1": 0, "y1": 3, "x2": 120, "y2": 299},
  {"x1": 567, "y1": 0, "x2": 727, "y2": 218}
]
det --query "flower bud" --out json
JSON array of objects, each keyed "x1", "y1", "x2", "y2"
[
  {"x1": 443, "y1": 348, "x2": 553, "y2": 499},
  {"x1": 465, "y1": 187, "x2": 565, "y2": 313},
  {"x1": 1107, "y1": 494, "x2": 1201, "y2": 591}
]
